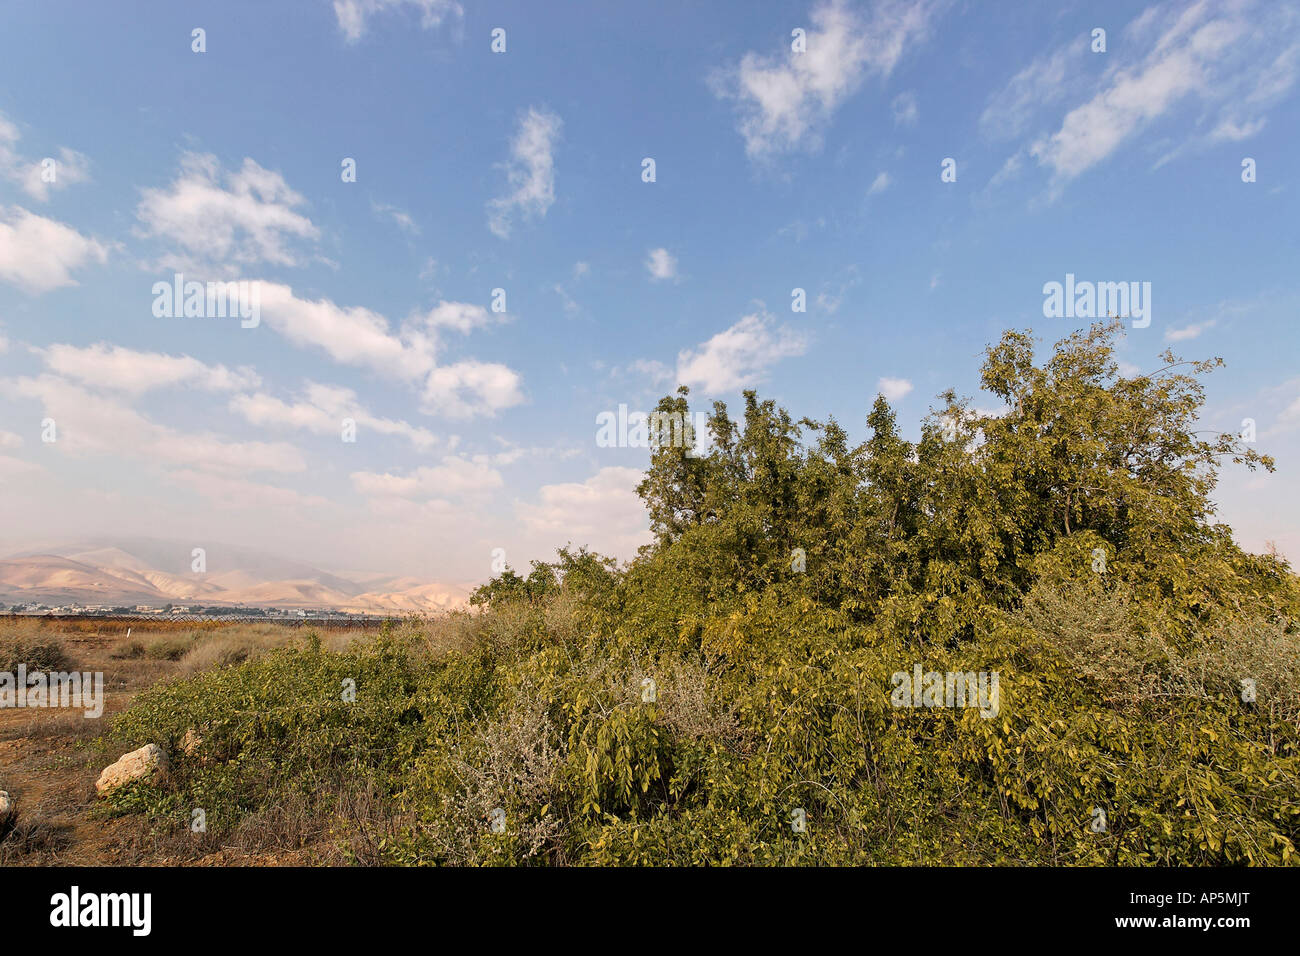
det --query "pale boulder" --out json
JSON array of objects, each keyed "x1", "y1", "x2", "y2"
[{"x1": 96, "y1": 744, "x2": 168, "y2": 795}]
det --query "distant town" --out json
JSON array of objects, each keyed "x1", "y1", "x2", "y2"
[{"x1": 2, "y1": 602, "x2": 392, "y2": 623}]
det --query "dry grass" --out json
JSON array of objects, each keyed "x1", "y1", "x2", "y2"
[
  {"x1": 0, "y1": 793, "x2": 75, "y2": 863},
  {"x1": 0, "y1": 709, "x2": 105, "y2": 743},
  {"x1": 0, "y1": 619, "x2": 72, "y2": 671},
  {"x1": 0, "y1": 616, "x2": 401, "y2": 865}
]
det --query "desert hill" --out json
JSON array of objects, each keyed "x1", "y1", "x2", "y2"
[{"x1": 0, "y1": 539, "x2": 472, "y2": 611}]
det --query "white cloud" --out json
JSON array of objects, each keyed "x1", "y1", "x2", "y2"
[
  {"x1": 253, "y1": 283, "x2": 522, "y2": 419},
  {"x1": 645, "y1": 247, "x2": 678, "y2": 281},
  {"x1": 516, "y1": 466, "x2": 651, "y2": 557},
  {"x1": 1164, "y1": 319, "x2": 1216, "y2": 342},
  {"x1": 351, "y1": 455, "x2": 502, "y2": 499},
  {"x1": 868, "y1": 171, "x2": 891, "y2": 194},
  {"x1": 332, "y1": 0, "x2": 462, "y2": 43},
  {"x1": 40, "y1": 343, "x2": 260, "y2": 394},
  {"x1": 136, "y1": 153, "x2": 319, "y2": 272},
  {"x1": 0, "y1": 429, "x2": 22, "y2": 450},
  {"x1": 876, "y1": 376, "x2": 913, "y2": 400},
  {"x1": 1209, "y1": 116, "x2": 1268, "y2": 142},
  {"x1": 231, "y1": 382, "x2": 438, "y2": 449},
  {"x1": 1032, "y1": 30, "x2": 1232, "y2": 178},
  {"x1": 0, "y1": 206, "x2": 108, "y2": 294},
  {"x1": 676, "y1": 312, "x2": 807, "y2": 394},
  {"x1": 421, "y1": 360, "x2": 524, "y2": 418},
  {"x1": 487, "y1": 107, "x2": 562, "y2": 238},
  {"x1": 0, "y1": 112, "x2": 91, "y2": 201},
  {"x1": 630, "y1": 358, "x2": 674, "y2": 385},
  {"x1": 422, "y1": 300, "x2": 495, "y2": 333},
  {"x1": 712, "y1": 0, "x2": 947, "y2": 158},
  {"x1": 256, "y1": 281, "x2": 435, "y2": 380},
  {"x1": 0, "y1": 374, "x2": 305, "y2": 475},
  {"x1": 1027, "y1": 1, "x2": 1300, "y2": 181}
]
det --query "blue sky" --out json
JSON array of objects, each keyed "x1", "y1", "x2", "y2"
[{"x1": 1, "y1": 0, "x2": 1298, "y2": 582}]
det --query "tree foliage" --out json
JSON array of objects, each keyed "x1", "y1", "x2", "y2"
[{"x1": 111, "y1": 322, "x2": 1300, "y2": 865}]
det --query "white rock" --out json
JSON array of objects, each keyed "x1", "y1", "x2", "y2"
[
  {"x1": 96, "y1": 744, "x2": 168, "y2": 795},
  {"x1": 0, "y1": 789, "x2": 13, "y2": 821}
]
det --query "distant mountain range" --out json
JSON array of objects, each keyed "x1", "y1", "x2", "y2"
[{"x1": 0, "y1": 538, "x2": 473, "y2": 612}]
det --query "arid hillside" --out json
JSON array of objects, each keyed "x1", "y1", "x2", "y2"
[{"x1": 0, "y1": 542, "x2": 472, "y2": 613}]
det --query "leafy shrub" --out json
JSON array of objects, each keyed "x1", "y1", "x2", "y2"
[{"x1": 105, "y1": 322, "x2": 1300, "y2": 865}]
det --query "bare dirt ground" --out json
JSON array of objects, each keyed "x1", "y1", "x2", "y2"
[{"x1": 0, "y1": 619, "x2": 359, "y2": 866}]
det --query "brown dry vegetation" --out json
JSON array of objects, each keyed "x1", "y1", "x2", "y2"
[{"x1": 0, "y1": 617, "x2": 385, "y2": 865}]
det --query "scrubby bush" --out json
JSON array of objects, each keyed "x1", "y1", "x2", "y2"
[
  {"x1": 0, "y1": 625, "x2": 70, "y2": 672},
  {"x1": 106, "y1": 322, "x2": 1300, "y2": 865}
]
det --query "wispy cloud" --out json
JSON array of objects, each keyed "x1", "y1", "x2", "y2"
[
  {"x1": 980, "y1": 43, "x2": 1074, "y2": 142},
  {"x1": 1164, "y1": 319, "x2": 1216, "y2": 342},
  {"x1": 876, "y1": 376, "x2": 913, "y2": 401},
  {"x1": 39, "y1": 343, "x2": 260, "y2": 394},
  {"x1": 645, "y1": 247, "x2": 678, "y2": 281},
  {"x1": 231, "y1": 382, "x2": 438, "y2": 450},
  {"x1": 711, "y1": 0, "x2": 947, "y2": 159},
  {"x1": 0, "y1": 374, "x2": 305, "y2": 475},
  {"x1": 352, "y1": 455, "x2": 502, "y2": 500},
  {"x1": 331, "y1": 0, "x2": 462, "y2": 44},
  {"x1": 167, "y1": 469, "x2": 328, "y2": 510},
  {"x1": 372, "y1": 200, "x2": 419, "y2": 234},
  {"x1": 0, "y1": 111, "x2": 91, "y2": 201},
  {"x1": 516, "y1": 466, "x2": 651, "y2": 556},
  {"x1": 985, "y1": 0, "x2": 1300, "y2": 189},
  {"x1": 891, "y1": 90, "x2": 919, "y2": 126},
  {"x1": 487, "y1": 107, "x2": 562, "y2": 238},
  {"x1": 676, "y1": 311, "x2": 807, "y2": 394}
]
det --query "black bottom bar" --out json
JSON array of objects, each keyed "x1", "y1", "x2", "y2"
[{"x1": 6, "y1": 865, "x2": 1291, "y2": 942}]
